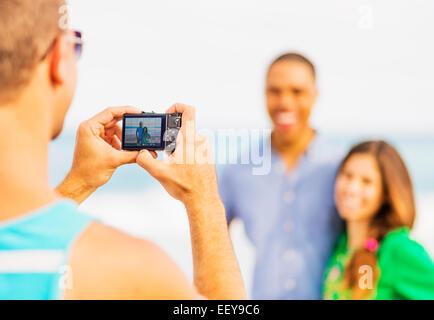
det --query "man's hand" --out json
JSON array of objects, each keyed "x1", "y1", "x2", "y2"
[
  {"x1": 56, "y1": 106, "x2": 141, "y2": 203},
  {"x1": 136, "y1": 103, "x2": 219, "y2": 207},
  {"x1": 60, "y1": 103, "x2": 245, "y2": 300},
  {"x1": 136, "y1": 103, "x2": 246, "y2": 299}
]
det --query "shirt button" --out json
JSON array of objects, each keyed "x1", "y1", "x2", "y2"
[
  {"x1": 283, "y1": 249, "x2": 298, "y2": 262},
  {"x1": 283, "y1": 191, "x2": 295, "y2": 204},
  {"x1": 283, "y1": 220, "x2": 293, "y2": 232},
  {"x1": 284, "y1": 279, "x2": 297, "y2": 291},
  {"x1": 274, "y1": 162, "x2": 285, "y2": 174}
]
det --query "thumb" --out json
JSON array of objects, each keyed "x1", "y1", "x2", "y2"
[
  {"x1": 136, "y1": 150, "x2": 165, "y2": 178},
  {"x1": 114, "y1": 150, "x2": 139, "y2": 166}
]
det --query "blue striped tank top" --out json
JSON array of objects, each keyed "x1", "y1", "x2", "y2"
[{"x1": 0, "y1": 200, "x2": 93, "y2": 300}]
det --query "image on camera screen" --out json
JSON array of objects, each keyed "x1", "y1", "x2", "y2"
[{"x1": 124, "y1": 117, "x2": 163, "y2": 149}]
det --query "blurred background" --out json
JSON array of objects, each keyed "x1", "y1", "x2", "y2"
[{"x1": 50, "y1": 0, "x2": 434, "y2": 297}]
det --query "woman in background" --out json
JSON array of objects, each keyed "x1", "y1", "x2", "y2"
[
  {"x1": 142, "y1": 127, "x2": 151, "y2": 144},
  {"x1": 323, "y1": 141, "x2": 434, "y2": 300}
]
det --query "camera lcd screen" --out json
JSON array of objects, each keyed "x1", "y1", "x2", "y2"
[{"x1": 123, "y1": 115, "x2": 166, "y2": 150}]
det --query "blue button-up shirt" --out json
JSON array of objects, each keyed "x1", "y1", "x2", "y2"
[{"x1": 218, "y1": 134, "x2": 344, "y2": 299}]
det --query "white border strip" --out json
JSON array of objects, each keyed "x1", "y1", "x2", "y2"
[{"x1": 0, "y1": 250, "x2": 65, "y2": 273}]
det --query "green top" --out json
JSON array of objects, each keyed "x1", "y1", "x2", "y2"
[
  {"x1": 142, "y1": 132, "x2": 151, "y2": 143},
  {"x1": 323, "y1": 227, "x2": 434, "y2": 300}
]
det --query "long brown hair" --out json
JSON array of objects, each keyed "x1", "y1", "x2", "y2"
[{"x1": 339, "y1": 141, "x2": 416, "y2": 299}]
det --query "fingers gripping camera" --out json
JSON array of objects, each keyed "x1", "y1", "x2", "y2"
[{"x1": 122, "y1": 112, "x2": 182, "y2": 152}]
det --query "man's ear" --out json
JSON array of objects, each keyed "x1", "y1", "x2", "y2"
[{"x1": 49, "y1": 34, "x2": 71, "y2": 87}]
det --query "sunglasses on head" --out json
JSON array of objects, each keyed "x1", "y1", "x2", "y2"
[{"x1": 40, "y1": 30, "x2": 83, "y2": 61}]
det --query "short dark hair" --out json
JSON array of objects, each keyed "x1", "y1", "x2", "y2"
[
  {"x1": 269, "y1": 52, "x2": 316, "y2": 79},
  {"x1": 0, "y1": 0, "x2": 66, "y2": 102}
]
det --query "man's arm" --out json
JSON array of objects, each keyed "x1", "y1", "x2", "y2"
[
  {"x1": 135, "y1": 104, "x2": 246, "y2": 299},
  {"x1": 184, "y1": 195, "x2": 245, "y2": 299},
  {"x1": 56, "y1": 171, "x2": 97, "y2": 205},
  {"x1": 60, "y1": 104, "x2": 245, "y2": 299},
  {"x1": 56, "y1": 106, "x2": 141, "y2": 204}
]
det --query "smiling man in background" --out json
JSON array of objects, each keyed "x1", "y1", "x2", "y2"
[{"x1": 219, "y1": 53, "x2": 343, "y2": 299}]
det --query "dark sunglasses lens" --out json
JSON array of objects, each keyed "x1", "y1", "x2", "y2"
[
  {"x1": 74, "y1": 31, "x2": 83, "y2": 59},
  {"x1": 75, "y1": 43, "x2": 82, "y2": 59}
]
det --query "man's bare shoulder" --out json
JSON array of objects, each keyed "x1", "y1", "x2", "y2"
[{"x1": 65, "y1": 222, "x2": 199, "y2": 300}]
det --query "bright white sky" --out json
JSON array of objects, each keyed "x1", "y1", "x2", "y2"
[{"x1": 65, "y1": 0, "x2": 434, "y2": 134}]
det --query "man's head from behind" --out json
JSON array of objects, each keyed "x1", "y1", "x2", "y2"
[
  {"x1": 266, "y1": 52, "x2": 318, "y2": 144},
  {"x1": 0, "y1": 0, "x2": 77, "y2": 139}
]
